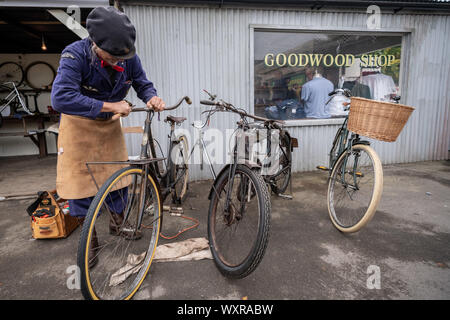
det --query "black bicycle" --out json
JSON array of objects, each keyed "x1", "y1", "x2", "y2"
[
  {"x1": 242, "y1": 120, "x2": 297, "y2": 197},
  {"x1": 199, "y1": 94, "x2": 272, "y2": 279},
  {"x1": 202, "y1": 90, "x2": 297, "y2": 197},
  {"x1": 77, "y1": 96, "x2": 191, "y2": 300}
]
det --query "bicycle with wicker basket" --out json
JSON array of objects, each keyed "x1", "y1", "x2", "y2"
[{"x1": 317, "y1": 89, "x2": 414, "y2": 233}]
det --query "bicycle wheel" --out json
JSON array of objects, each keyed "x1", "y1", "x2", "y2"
[
  {"x1": 0, "y1": 62, "x2": 24, "y2": 87},
  {"x1": 147, "y1": 138, "x2": 166, "y2": 176},
  {"x1": 327, "y1": 144, "x2": 383, "y2": 233},
  {"x1": 270, "y1": 130, "x2": 291, "y2": 195},
  {"x1": 25, "y1": 61, "x2": 56, "y2": 90},
  {"x1": 171, "y1": 134, "x2": 189, "y2": 203},
  {"x1": 208, "y1": 164, "x2": 271, "y2": 278},
  {"x1": 77, "y1": 166, "x2": 161, "y2": 300}
]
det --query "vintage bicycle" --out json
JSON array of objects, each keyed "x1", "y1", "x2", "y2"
[
  {"x1": 202, "y1": 90, "x2": 297, "y2": 198},
  {"x1": 77, "y1": 96, "x2": 191, "y2": 300},
  {"x1": 318, "y1": 89, "x2": 412, "y2": 233},
  {"x1": 197, "y1": 95, "x2": 275, "y2": 280}
]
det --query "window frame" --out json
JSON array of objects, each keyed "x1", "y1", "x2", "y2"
[{"x1": 249, "y1": 24, "x2": 413, "y2": 127}]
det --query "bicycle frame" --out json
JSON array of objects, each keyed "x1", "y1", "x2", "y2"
[
  {"x1": 142, "y1": 110, "x2": 194, "y2": 200},
  {"x1": 329, "y1": 116, "x2": 370, "y2": 190},
  {"x1": 260, "y1": 124, "x2": 292, "y2": 180},
  {"x1": 147, "y1": 108, "x2": 243, "y2": 214},
  {"x1": 188, "y1": 121, "x2": 217, "y2": 180},
  {"x1": 0, "y1": 82, "x2": 30, "y2": 114}
]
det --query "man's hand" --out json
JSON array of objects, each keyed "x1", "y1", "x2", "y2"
[
  {"x1": 102, "y1": 101, "x2": 132, "y2": 119},
  {"x1": 147, "y1": 96, "x2": 165, "y2": 112}
]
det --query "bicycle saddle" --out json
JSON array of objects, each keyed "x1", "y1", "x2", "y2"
[{"x1": 165, "y1": 115, "x2": 187, "y2": 124}]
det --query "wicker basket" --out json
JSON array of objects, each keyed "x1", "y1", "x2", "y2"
[{"x1": 347, "y1": 97, "x2": 415, "y2": 142}]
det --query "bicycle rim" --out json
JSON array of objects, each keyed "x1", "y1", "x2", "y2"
[
  {"x1": 0, "y1": 62, "x2": 24, "y2": 86},
  {"x1": 208, "y1": 164, "x2": 270, "y2": 278},
  {"x1": 78, "y1": 167, "x2": 161, "y2": 300},
  {"x1": 328, "y1": 144, "x2": 383, "y2": 232},
  {"x1": 172, "y1": 135, "x2": 189, "y2": 203}
]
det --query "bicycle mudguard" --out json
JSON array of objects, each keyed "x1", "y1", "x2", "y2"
[
  {"x1": 354, "y1": 140, "x2": 371, "y2": 146},
  {"x1": 282, "y1": 130, "x2": 298, "y2": 150},
  {"x1": 207, "y1": 161, "x2": 261, "y2": 200}
]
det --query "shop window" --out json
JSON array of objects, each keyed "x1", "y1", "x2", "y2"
[{"x1": 254, "y1": 30, "x2": 402, "y2": 120}]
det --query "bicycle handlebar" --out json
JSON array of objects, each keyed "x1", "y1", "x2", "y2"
[
  {"x1": 112, "y1": 96, "x2": 192, "y2": 120},
  {"x1": 199, "y1": 100, "x2": 216, "y2": 106},
  {"x1": 199, "y1": 99, "x2": 284, "y2": 126}
]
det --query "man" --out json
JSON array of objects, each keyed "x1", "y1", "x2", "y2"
[
  {"x1": 51, "y1": 7, "x2": 164, "y2": 264},
  {"x1": 300, "y1": 67, "x2": 333, "y2": 119}
]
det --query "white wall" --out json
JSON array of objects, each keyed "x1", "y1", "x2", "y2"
[{"x1": 0, "y1": 53, "x2": 60, "y2": 157}]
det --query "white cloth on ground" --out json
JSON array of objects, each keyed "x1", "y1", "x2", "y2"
[{"x1": 109, "y1": 237, "x2": 212, "y2": 287}]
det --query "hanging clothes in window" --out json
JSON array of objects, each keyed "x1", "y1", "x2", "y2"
[
  {"x1": 351, "y1": 82, "x2": 372, "y2": 99},
  {"x1": 361, "y1": 73, "x2": 396, "y2": 101}
]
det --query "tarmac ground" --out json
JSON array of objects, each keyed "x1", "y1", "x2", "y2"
[{"x1": 0, "y1": 155, "x2": 449, "y2": 300}]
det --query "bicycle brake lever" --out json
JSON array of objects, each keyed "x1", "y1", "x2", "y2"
[
  {"x1": 203, "y1": 89, "x2": 217, "y2": 101},
  {"x1": 124, "y1": 99, "x2": 134, "y2": 107}
]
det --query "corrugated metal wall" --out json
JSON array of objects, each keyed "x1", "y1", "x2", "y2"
[{"x1": 121, "y1": 4, "x2": 450, "y2": 180}]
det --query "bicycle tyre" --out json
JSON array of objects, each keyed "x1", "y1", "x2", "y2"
[
  {"x1": 25, "y1": 61, "x2": 56, "y2": 90},
  {"x1": 327, "y1": 144, "x2": 383, "y2": 233},
  {"x1": 171, "y1": 134, "x2": 189, "y2": 203},
  {"x1": 0, "y1": 62, "x2": 24, "y2": 87},
  {"x1": 208, "y1": 164, "x2": 271, "y2": 278},
  {"x1": 77, "y1": 166, "x2": 162, "y2": 300},
  {"x1": 270, "y1": 130, "x2": 292, "y2": 195}
]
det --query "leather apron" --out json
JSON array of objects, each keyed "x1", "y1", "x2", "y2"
[{"x1": 56, "y1": 113, "x2": 129, "y2": 199}]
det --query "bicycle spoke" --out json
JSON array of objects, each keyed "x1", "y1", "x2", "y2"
[
  {"x1": 328, "y1": 145, "x2": 380, "y2": 231},
  {"x1": 80, "y1": 168, "x2": 161, "y2": 300},
  {"x1": 209, "y1": 168, "x2": 262, "y2": 268}
]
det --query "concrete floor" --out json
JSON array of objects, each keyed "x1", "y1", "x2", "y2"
[{"x1": 0, "y1": 155, "x2": 449, "y2": 300}]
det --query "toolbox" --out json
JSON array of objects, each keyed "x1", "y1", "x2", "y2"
[{"x1": 28, "y1": 190, "x2": 80, "y2": 239}]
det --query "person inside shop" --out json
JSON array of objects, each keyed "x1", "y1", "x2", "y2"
[
  {"x1": 51, "y1": 6, "x2": 165, "y2": 267},
  {"x1": 300, "y1": 67, "x2": 334, "y2": 118}
]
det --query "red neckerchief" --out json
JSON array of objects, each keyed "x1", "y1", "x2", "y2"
[{"x1": 101, "y1": 60, "x2": 124, "y2": 72}]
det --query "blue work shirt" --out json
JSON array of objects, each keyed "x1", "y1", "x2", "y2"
[
  {"x1": 51, "y1": 38, "x2": 157, "y2": 119},
  {"x1": 301, "y1": 77, "x2": 334, "y2": 119}
]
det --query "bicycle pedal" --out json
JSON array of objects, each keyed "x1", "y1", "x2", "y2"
[
  {"x1": 144, "y1": 204, "x2": 155, "y2": 216},
  {"x1": 170, "y1": 212, "x2": 182, "y2": 217},
  {"x1": 316, "y1": 165, "x2": 330, "y2": 171},
  {"x1": 170, "y1": 207, "x2": 184, "y2": 216},
  {"x1": 277, "y1": 193, "x2": 293, "y2": 200}
]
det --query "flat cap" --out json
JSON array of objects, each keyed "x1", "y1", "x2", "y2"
[{"x1": 86, "y1": 6, "x2": 136, "y2": 60}]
